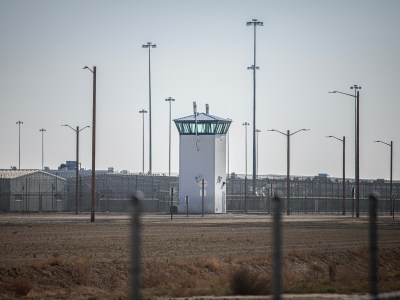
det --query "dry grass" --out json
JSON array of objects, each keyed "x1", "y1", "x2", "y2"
[
  {"x1": 229, "y1": 266, "x2": 272, "y2": 295},
  {"x1": 9, "y1": 277, "x2": 33, "y2": 297},
  {"x1": 1, "y1": 216, "x2": 400, "y2": 299}
]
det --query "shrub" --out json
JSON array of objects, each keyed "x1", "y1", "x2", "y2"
[
  {"x1": 9, "y1": 277, "x2": 33, "y2": 297},
  {"x1": 229, "y1": 266, "x2": 271, "y2": 295}
]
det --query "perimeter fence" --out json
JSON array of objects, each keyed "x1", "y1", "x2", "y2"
[
  {"x1": 227, "y1": 175, "x2": 400, "y2": 215},
  {"x1": 2, "y1": 171, "x2": 399, "y2": 214}
]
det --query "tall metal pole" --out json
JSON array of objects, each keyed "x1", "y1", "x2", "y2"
[
  {"x1": 16, "y1": 121, "x2": 23, "y2": 170},
  {"x1": 83, "y1": 65, "x2": 97, "y2": 222},
  {"x1": 62, "y1": 124, "x2": 89, "y2": 215},
  {"x1": 390, "y1": 141, "x2": 393, "y2": 218},
  {"x1": 256, "y1": 129, "x2": 261, "y2": 177},
  {"x1": 39, "y1": 128, "x2": 46, "y2": 170},
  {"x1": 165, "y1": 97, "x2": 175, "y2": 176},
  {"x1": 343, "y1": 136, "x2": 346, "y2": 215},
  {"x1": 326, "y1": 135, "x2": 346, "y2": 215},
  {"x1": 287, "y1": 130, "x2": 290, "y2": 216},
  {"x1": 247, "y1": 19, "x2": 263, "y2": 195},
  {"x1": 268, "y1": 129, "x2": 309, "y2": 216},
  {"x1": 355, "y1": 90, "x2": 360, "y2": 217},
  {"x1": 142, "y1": 42, "x2": 156, "y2": 174},
  {"x1": 329, "y1": 86, "x2": 361, "y2": 217},
  {"x1": 91, "y1": 66, "x2": 96, "y2": 222},
  {"x1": 148, "y1": 47, "x2": 152, "y2": 174},
  {"x1": 243, "y1": 122, "x2": 249, "y2": 213},
  {"x1": 243, "y1": 122, "x2": 249, "y2": 177},
  {"x1": 76, "y1": 126, "x2": 79, "y2": 214},
  {"x1": 252, "y1": 23, "x2": 257, "y2": 193},
  {"x1": 139, "y1": 110, "x2": 147, "y2": 174},
  {"x1": 374, "y1": 140, "x2": 394, "y2": 217},
  {"x1": 350, "y1": 85, "x2": 361, "y2": 217}
]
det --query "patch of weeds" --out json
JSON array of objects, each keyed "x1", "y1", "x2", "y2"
[
  {"x1": 9, "y1": 277, "x2": 33, "y2": 297},
  {"x1": 229, "y1": 266, "x2": 271, "y2": 295}
]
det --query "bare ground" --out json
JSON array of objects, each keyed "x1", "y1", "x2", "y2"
[{"x1": 0, "y1": 213, "x2": 400, "y2": 299}]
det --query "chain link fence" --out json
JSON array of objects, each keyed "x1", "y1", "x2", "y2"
[
  {"x1": 227, "y1": 175, "x2": 399, "y2": 214},
  {"x1": 1, "y1": 171, "x2": 398, "y2": 214}
]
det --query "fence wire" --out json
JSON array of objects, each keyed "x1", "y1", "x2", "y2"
[{"x1": 1, "y1": 172, "x2": 399, "y2": 214}]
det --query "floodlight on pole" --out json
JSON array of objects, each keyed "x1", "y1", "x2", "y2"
[
  {"x1": 139, "y1": 109, "x2": 148, "y2": 174},
  {"x1": 326, "y1": 135, "x2": 346, "y2": 215},
  {"x1": 268, "y1": 128, "x2": 310, "y2": 215},
  {"x1": 374, "y1": 140, "x2": 394, "y2": 218},
  {"x1": 165, "y1": 97, "x2": 175, "y2": 177},
  {"x1": 246, "y1": 18, "x2": 263, "y2": 195},
  {"x1": 83, "y1": 65, "x2": 97, "y2": 222},
  {"x1": 142, "y1": 42, "x2": 157, "y2": 175},
  {"x1": 16, "y1": 121, "x2": 23, "y2": 169},
  {"x1": 329, "y1": 85, "x2": 361, "y2": 217},
  {"x1": 62, "y1": 124, "x2": 90, "y2": 214}
]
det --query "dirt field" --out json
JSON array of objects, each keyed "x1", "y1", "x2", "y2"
[{"x1": 0, "y1": 213, "x2": 400, "y2": 299}]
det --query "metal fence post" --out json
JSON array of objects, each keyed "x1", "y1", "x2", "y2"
[
  {"x1": 369, "y1": 194, "x2": 378, "y2": 297},
  {"x1": 170, "y1": 187, "x2": 174, "y2": 220},
  {"x1": 186, "y1": 196, "x2": 189, "y2": 217},
  {"x1": 131, "y1": 191, "x2": 143, "y2": 300},
  {"x1": 272, "y1": 195, "x2": 282, "y2": 300},
  {"x1": 202, "y1": 178, "x2": 205, "y2": 217}
]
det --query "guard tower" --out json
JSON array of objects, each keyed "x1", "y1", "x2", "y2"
[{"x1": 174, "y1": 104, "x2": 232, "y2": 214}]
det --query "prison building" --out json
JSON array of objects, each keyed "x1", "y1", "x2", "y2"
[{"x1": 0, "y1": 170, "x2": 67, "y2": 212}]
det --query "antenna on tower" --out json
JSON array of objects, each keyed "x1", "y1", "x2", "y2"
[{"x1": 206, "y1": 104, "x2": 209, "y2": 114}]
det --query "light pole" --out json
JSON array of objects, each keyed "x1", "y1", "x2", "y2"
[
  {"x1": 243, "y1": 122, "x2": 250, "y2": 213},
  {"x1": 62, "y1": 124, "x2": 90, "y2": 214},
  {"x1": 39, "y1": 128, "x2": 46, "y2": 170},
  {"x1": 327, "y1": 135, "x2": 346, "y2": 215},
  {"x1": 374, "y1": 140, "x2": 393, "y2": 218},
  {"x1": 247, "y1": 18, "x2": 263, "y2": 195},
  {"x1": 268, "y1": 129, "x2": 310, "y2": 215},
  {"x1": 243, "y1": 122, "x2": 250, "y2": 177},
  {"x1": 139, "y1": 109, "x2": 148, "y2": 174},
  {"x1": 256, "y1": 129, "x2": 261, "y2": 176},
  {"x1": 329, "y1": 85, "x2": 361, "y2": 217},
  {"x1": 83, "y1": 65, "x2": 97, "y2": 223},
  {"x1": 16, "y1": 121, "x2": 23, "y2": 169},
  {"x1": 165, "y1": 97, "x2": 175, "y2": 176},
  {"x1": 142, "y1": 42, "x2": 156, "y2": 174}
]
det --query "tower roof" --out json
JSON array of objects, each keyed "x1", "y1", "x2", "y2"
[
  {"x1": 174, "y1": 113, "x2": 231, "y2": 123},
  {"x1": 174, "y1": 113, "x2": 232, "y2": 135}
]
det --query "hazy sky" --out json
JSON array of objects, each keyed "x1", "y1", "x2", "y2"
[{"x1": 1, "y1": 0, "x2": 399, "y2": 180}]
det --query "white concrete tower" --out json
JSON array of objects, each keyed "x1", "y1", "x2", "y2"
[{"x1": 174, "y1": 105, "x2": 232, "y2": 214}]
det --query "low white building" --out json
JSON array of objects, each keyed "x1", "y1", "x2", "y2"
[{"x1": 174, "y1": 108, "x2": 232, "y2": 214}]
